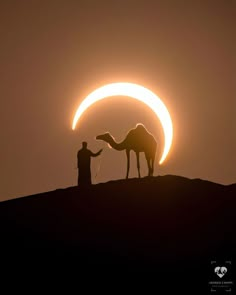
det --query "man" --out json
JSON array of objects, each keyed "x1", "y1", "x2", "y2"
[{"x1": 77, "y1": 142, "x2": 103, "y2": 186}]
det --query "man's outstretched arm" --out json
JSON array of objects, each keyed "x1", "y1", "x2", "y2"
[{"x1": 91, "y1": 149, "x2": 103, "y2": 157}]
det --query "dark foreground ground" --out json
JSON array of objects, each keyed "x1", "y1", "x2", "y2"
[{"x1": 0, "y1": 175, "x2": 235, "y2": 291}]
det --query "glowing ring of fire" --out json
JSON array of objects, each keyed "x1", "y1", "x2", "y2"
[{"x1": 72, "y1": 82, "x2": 173, "y2": 164}]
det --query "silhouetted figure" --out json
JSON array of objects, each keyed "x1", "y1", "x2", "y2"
[
  {"x1": 77, "y1": 142, "x2": 102, "y2": 186},
  {"x1": 96, "y1": 124, "x2": 157, "y2": 179}
]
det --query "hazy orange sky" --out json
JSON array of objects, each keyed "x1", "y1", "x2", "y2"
[{"x1": 0, "y1": 0, "x2": 235, "y2": 201}]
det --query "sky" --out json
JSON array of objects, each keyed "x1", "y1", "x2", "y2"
[{"x1": 0, "y1": 0, "x2": 235, "y2": 201}]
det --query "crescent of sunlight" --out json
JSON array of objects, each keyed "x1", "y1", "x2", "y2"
[{"x1": 72, "y1": 82, "x2": 173, "y2": 165}]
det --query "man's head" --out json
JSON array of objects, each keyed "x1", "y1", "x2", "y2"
[{"x1": 82, "y1": 141, "x2": 87, "y2": 149}]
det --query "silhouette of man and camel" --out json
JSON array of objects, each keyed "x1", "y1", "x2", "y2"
[{"x1": 77, "y1": 124, "x2": 157, "y2": 186}]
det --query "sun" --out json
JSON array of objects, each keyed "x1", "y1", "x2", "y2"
[{"x1": 72, "y1": 82, "x2": 173, "y2": 164}]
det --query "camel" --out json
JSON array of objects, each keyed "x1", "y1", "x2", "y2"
[{"x1": 96, "y1": 124, "x2": 157, "y2": 179}]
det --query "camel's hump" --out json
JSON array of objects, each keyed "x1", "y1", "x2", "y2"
[{"x1": 135, "y1": 123, "x2": 147, "y2": 131}]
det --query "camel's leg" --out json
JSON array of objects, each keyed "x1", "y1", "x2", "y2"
[
  {"x1": 148, "y1": 159, "x2": 151, "y2": 177},
  {"x1": 150, "y1": 158, "x2": 154, "y2": 176},
  {"x1": 126, "y1": 149, "x2": 130, "y2": 179},
  {"x1": 151, "y1": 151, "x2": 156, "y2": 176},
  {"x1": 145, "y1": 153, "x2": 151, "y2": 177},
  {"x1": 136, "y1": 152, "x2": 141, "y2": 178}
]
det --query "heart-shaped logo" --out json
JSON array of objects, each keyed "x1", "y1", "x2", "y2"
[{"x1": 214, "y1": 266, "x2": 227, "y2": 278}]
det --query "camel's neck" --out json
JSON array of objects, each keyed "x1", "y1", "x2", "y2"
[{"x1": 106, "y1": 135, "x2": 126, "y2": 151}]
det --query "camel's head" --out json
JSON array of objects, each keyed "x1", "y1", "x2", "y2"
[{"x1": 96, "y1": 133, "x2": 111, "y2": 142}]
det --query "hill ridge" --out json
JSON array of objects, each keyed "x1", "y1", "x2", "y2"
[
  {"x1": 1, "y1": 174, "x2": 231, "y2": 203},
  {"x1": 0, "y1": 174, "x2": 235, "y2": 279}
]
